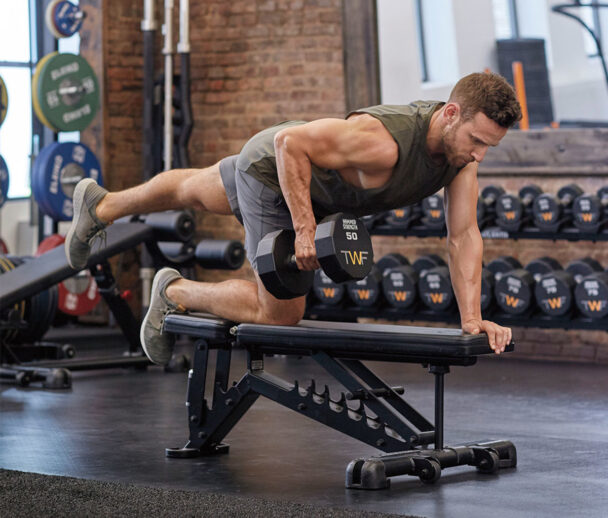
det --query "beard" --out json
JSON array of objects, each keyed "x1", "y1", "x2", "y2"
[{"x1": 441, "y1": 121, "x2": 469, "y2": 168}]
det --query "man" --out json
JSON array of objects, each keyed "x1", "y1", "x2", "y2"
[{"x1": 65, "y1": 72, "x2": 521, "y2": 365}]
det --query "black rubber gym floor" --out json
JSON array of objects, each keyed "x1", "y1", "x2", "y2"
[{"x1": 1, "y1": 334, "x2": 608, "y2": 518}]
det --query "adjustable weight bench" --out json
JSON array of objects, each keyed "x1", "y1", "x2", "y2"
[{"x1": 164, "y1": 313, "x2": 517, "y2": 489}]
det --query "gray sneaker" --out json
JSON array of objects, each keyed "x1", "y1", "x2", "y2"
[
  {"x1": 140, "y1": 267, "x2": 186, "y2": 365},
  {"x1": 65, "y1": 178, "x2": 109, "y2": 270}
]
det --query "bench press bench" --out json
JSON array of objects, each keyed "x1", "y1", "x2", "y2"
[{"x1": 164, "y1": 313, "x2": 517, "y2": 489}]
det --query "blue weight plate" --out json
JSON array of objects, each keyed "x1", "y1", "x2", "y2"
[
  {"x1": 35, "y1": 142, "x2": 102, "y2": 221},
  {"x1": 33, "y1": 142, "x2": 61, "y2": 218},
  {"x1": 53, "y1": 1, "x2": 84, "y2": 38},
  {"x1": 0, "y1": 154, "x2": 9, "y2": 208}
]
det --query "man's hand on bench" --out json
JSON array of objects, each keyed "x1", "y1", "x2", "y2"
[{"x1": 462, "y1": 319, "x2": 512, "y2": 354}]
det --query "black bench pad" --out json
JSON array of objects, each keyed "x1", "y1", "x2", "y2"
[
  {"x1": 163, "y1": 313, "x2": 235, "y2": 343},
  {"x1": 164, "y1": 314, "x2": 513, "y2": 361},
  {"x1": 0, "y1": 222, "x2": 155, "y2": 310}
]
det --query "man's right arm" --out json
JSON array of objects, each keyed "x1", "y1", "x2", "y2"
[{"x1": 273, "y1": 115, "x2": 397, "y2": 270}]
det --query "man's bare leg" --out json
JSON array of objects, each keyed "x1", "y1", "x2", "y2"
[
  {"x1": 96, "y1": 162, "x2": 232, "y2": 223},
  {"x1": 166, "y1": 273, "x2": 306, "y2": 325}
]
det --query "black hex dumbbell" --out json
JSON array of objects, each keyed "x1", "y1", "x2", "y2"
[
  {"x1": 383, "y1": 204, "x2": 421, "y2": 229},
  {"x1": 494, "y1": 256, "x2": 562, "y2": 316},
  {"x1": 346, "y1": 253, "x2": 409, "y2": 308},
  {"x1": 572, "y1": 258, "x2": 608, "y2": 319},
  {"x1": 346, "y1": 264, "x2": 383, "y2": 307},
  {"x1": 412, "y1": 253, "x2": 447, "y2": 275},
  {"x1": 533, "y1": 258, "x2": 579, "y2": 317},
  {"x1": 420, "y1": 194, "x2": 445, "y2": 229},
  {"x1": 312, "y1": 269, "x2": 345, "y2": 306},
  {"x1": 572, "y1": 186, "x2": 608, "y2": 232},
  {"x1": 496, "y1": 185, "x2": 543, "y2": 232},
  {"x1": 381, "y1": 254, "x2": 419, "y2": 310},
  {"x1": 257, "y1": 213, "x2": 373, "y2": 299},
  {"x1": 418, "y1": 265, "x2": 454, "y2": 312},
  {"x1": 533, "y1": 184, "x2": 584, "y2": 231},
  {"x1": 477, "y1": 185, "x2": 505, "y2": 228},
  {"x1": 480, "y1": 267, "x2": 495, "y2": 314}
]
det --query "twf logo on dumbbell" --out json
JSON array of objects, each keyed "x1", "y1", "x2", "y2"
[{"x1": 258, "y1": 213, "x2": 373, "y2": 300}]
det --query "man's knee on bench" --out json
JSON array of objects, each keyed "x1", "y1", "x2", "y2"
[{"x1": 257, "y1": 287, "x2": 306, "y2": 326}]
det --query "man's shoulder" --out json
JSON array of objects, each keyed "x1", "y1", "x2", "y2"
[{"x1": 349, "y1": 101, "x2": 442, "y2": 118}]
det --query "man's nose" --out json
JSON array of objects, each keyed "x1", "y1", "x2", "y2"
[{"x1": 472, "y1": 146, "x2": 488, "y2": 163}]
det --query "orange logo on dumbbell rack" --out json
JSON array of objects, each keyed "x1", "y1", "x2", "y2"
[
  {"x1": 393, "y1": 291, "x2": 408, "y2": 301},
  {"x1": 503, "y1": 211, "x2": 516, "y2": 220},
  {"x1": 585, "y1": 300, "x2": 606, "y2": 312},
  {"x1": 429, "y1": 293, "x2": 444, "y2": 304},
  {"x1": 322, "y1": 288, "x2": 336, "y2": 298},
  {"x1": 355, "y1": 290, "x2": 371, "y2": 300},
  {"x1": 502, "y1": 295, "x2": 522, "y2": 308}
]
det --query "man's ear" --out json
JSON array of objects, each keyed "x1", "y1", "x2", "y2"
[{"x1": 443, "y1": 102, "x2": 461, "y2": 123}]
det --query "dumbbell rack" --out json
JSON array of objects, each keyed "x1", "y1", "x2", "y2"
[{"x1": 306, "y1": 222, "x2": 608, "y2": 332}]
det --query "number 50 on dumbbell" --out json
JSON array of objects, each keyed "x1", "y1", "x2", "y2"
[{"x1": 257, "y1": 213, "x2": 373, "y2": 299}]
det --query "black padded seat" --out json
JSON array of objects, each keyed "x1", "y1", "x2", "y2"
[
  {"x1": 163, "y1": 312, "x2": 235, "y2": 343},
  {"x1": 236, "y1": 320, "x2": 513, "y2": 363}
]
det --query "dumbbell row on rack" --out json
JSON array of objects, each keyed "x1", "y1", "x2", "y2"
[
  {"x1": 364, "y1": 184, "x2": 608, "y2": 235},
  {"x1": 309, "y1": 253, "x2": 608, "y2": 320}
]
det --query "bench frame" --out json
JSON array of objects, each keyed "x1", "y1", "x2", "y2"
[{"x1": 165, "y1": 315, "x2": 517, "y2": 489}]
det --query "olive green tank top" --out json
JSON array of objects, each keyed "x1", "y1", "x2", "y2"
[{"x1": 235, "y1": 101, "x2": 462, "y2": 219}]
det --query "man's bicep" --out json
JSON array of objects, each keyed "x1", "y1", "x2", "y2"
[{"x1": 445, "y1": 164, "x2": 479, "y2": 237}]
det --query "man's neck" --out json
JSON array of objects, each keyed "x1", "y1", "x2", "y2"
[{"x1": 426, "y1": 106, "x2": 447, "y2": 163}]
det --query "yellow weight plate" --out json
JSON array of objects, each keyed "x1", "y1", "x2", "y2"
[
  {"x1": 0, "y1": 75, "x2": 7, "y2": 127},
  {"x1": 32, "y1": 51, "x2": 59, "y2": 131}
]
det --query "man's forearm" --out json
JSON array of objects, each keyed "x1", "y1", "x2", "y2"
[
  {"x1": 274, "y1": 131, "x2": 316, "y2": 232},
  {"x1": 447, "y1": 227, "x2": 483, "y2": 323}
]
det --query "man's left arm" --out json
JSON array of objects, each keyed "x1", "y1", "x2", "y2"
[{"x1": 444, "y1": 164, "x2": 512, "y2": 353}]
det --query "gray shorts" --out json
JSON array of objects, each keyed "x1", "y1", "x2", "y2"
[{"x1": 219, "y1": 155, "x2": 293, "y2": 271}]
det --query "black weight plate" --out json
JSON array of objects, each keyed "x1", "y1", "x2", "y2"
[
  {"x1": 384, "y1": 206, "x2": 412, "y2": 225},
  {"x1": 421, "y1": 194, "x2": 445, "y2": 225},
  {"x1": 534, "y1": 270, "x2": 575, "y2": 317},
  {"x1": 257, "y1": 229, "x2": 314, "y2": 300},
  {"x1": 496, "y1": 193, "x2": 523, "y2": 227},
  {"x1": 519, "y1": 184, "x2": 543, "y2": 202},
  {"x1": 481, "y1": 267, "x2": 495, "y2": 312},
  {"x1": 566, "y1": 257, "x2": 603, "y2": 284},
  {"x1": 382, "y1": 265, "x2": 418, "y2": 309},
  {"x1": 574, "y1": 272, "x2": 608, "y2": 319},
  {"x1": 572, "y1": 194, "x2": 602, "y2": 228},
  {"x1": 313, "y1": 269, "x2": 345, "y2": 306},
  {"x1": 597, "y1": 186, "x2": 608, "y2": 201},
  {"x1": 480, "y1": 185, "x2": 505, "y2": 203},
  {"x1": 525, "y1": 257, "x2": 562, "y2": 282},
  {"x1": 315, "y1": 213, "x2": 373, "y2": 283},
  {"x1": 486, "y1": 256, "x2": 522, "y2": 281},
  {"x1": 346, "y1": 265, "x2": 382, "y2": 307},
  {"x1": 495, "y1": 268, "x2": 534, "y2": 315},
  {"x1": 418, "y1": 266, "x2": 453, "y2": 312},
  {"x1": 376, "y1": 252, "x2": 409, "y2": 272},
  {"x1": 412, "y1": 254, "x2": 446, "y2": 275},
  {"x1": 557, "y1": 183, "x2": 584, "y2": 202},
  {"x1": 533, "y1": 194, "x2": 560, "y2": 227}
]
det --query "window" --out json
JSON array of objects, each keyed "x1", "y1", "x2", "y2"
[
  {"x1": 492, "y1": 0, "x2": 519, "y2": 40},
  {"x1": 0, "y1": 1, "x2": 35, "y2": 199}
]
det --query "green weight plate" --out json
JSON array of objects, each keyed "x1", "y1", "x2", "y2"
[
  {"x1": 0, "y1": 75, "x2": 7, "y2": 127},
  {"x1": 32, "y1": 52, "x2": 59, "y2": 131},
  {"x1": 37, "y1": 52, "x2": 99, "y2": 132}
]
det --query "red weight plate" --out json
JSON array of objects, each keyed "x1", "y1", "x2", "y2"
[{"x1": 36, "y1": 233, "x2": 100, "y2": 315}]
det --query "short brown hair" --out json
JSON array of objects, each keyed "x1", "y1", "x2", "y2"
[{"x1": 448, "y1": 72, "x2": 522, "y2": 128}]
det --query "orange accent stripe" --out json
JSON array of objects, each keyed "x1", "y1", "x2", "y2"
[{"x1": 512, "y1": 61, "x2": 529, "y2": 131}]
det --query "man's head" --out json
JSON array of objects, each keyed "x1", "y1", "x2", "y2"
[
  {"x1": 448, "y1": 72, "x2": 522, "y2": 128},
  {"x1": 439, "y1": 72, "x2": 522, "y2": 167}
]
